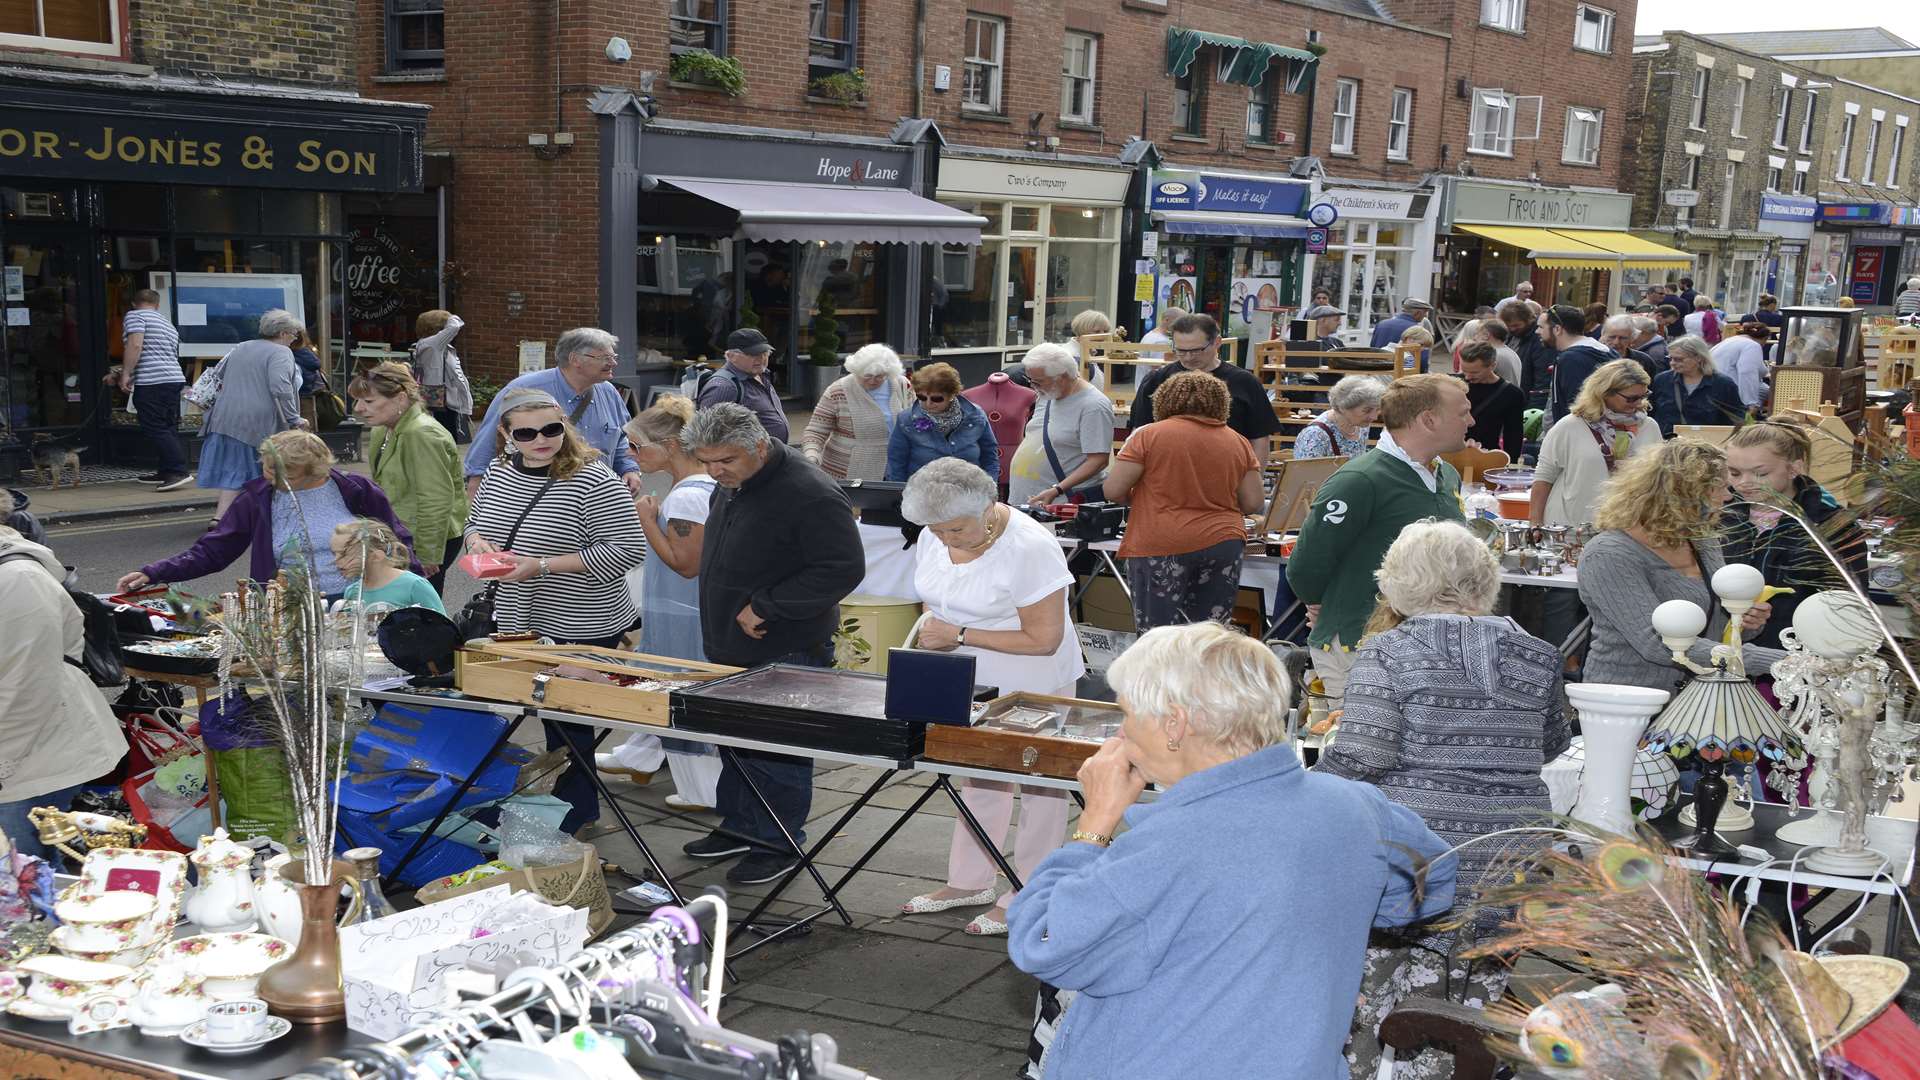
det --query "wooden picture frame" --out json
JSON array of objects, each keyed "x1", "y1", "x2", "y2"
[{"x1": 1261, "y1": 455, "x2": 1348, "y2": 534}]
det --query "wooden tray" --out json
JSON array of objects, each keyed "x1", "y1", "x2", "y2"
[
  {"x1": 456, "y1": 643, "x2": 739, "y2": 727},
  {"x1": 921, "y1": 692, "x2": 1121, "y2": 780}
]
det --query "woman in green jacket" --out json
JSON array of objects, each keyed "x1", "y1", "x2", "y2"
[{"x1": 351, "y1": 362, "x2": 469, "y2": 592}]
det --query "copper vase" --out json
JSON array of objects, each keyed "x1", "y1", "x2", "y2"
[{"x1": 257, "y1": 881, "x2": 347, "y2": 1024}]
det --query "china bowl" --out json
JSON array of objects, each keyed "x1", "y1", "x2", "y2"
[
  {"x1": 48, "y1": 925, "x2": 167, "y2": 968},
  {"x1": 1496, "y1": 491, "x2": 1532, "y2": 520},
  {"x1": 54, "y1": 892, "x2": 158, "y2": 953},
  {"x1": 16, "y1": 955, "x2": 135, "y2": 1011},
  {"x1": 1482, "y1": 467, "x2": 1537, "y2": 492},
  {"x1": 164, "y1": 933, "x2": 291, "y2": 1000}
]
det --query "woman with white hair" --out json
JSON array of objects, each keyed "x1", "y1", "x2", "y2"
[
  {"x1": 1008, "y1": 622, "x2": 1454, "y2": 1078},
  {"x1": 1291, "y1": 374, "x2": 1385, "y2": 459},
  {"x1": 1649, "y1": 334, "x2": 1743, "y2": 436},
  {"x1": 898, "y1": 459, "x2": 1082, "y2": 935},
  {"x1": 1316, "y1": 519, "x2": 1569, "y2": 1080},
  {"x1": 1007, "y1": 342, "x2": 1115, "y2": 506},
  {"x1": 197, "y1": 307, "x2": 306, "y2": 522},
  {"x1": 800, "y1": 343, "x2": 912, "y2": 480},
  {"x1": 1896, "y1": 276, "x2": 1920, "y2": 317}
]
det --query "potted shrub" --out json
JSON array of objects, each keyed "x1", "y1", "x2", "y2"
[
  {"x1": 802, "y1": 289, "x2": 843, "y2": 399},
  {"x1": 669, "y1": 50, "x2": 746, "y2": 97}
]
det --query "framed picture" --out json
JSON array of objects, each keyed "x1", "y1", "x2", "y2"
[
  {"x1": 150, "y1": 272, "x2": 305, "y2": 359},
  {"x1": 19, "y1": 193, "x2": 52, "y2": 218},
  {"x1": 1261, "y1": 455, "x2": 1348, "y2": 534}
]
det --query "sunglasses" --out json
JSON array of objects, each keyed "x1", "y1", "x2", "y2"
[
  {"x1": 510, "y1": 421, "x2": 567, "y2": 443},
  {"x1": 916, "y1": 393, "x2": 950, "y2": 404}
]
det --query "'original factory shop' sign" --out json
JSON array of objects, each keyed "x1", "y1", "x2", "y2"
[{"x1": 0, "y1": 90, "x2": 423, "y2": 193}]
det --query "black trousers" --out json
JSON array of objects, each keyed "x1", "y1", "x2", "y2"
[{"x1": 132, "y1": 382, "x2": 188, "y2": 478}]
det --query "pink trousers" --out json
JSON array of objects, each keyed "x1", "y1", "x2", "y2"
[{"x1": 946, "y1": 779, "x2": 1072, "y2": 896}]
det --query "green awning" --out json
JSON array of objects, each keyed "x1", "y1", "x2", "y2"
[{"x1": 1166, "y1": 28, "x2": 1317, "y2": 91}]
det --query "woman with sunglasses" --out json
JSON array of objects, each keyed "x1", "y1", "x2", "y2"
[
  {"x1": 464, "y1": 387, "x2": 648, "y2": 835},
  {"x1": 885, "y1": 362, "x2": 999, "y2": 482}
]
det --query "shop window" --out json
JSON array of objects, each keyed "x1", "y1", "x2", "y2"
[
  {"x1": 1772, "y1": 87, "x2": 1791, "y2": 148},
  {"x1": 933, "y1": 240, "x2": 1000, "y2": 350},
  {"x1": 1387, "y1": 88, "x2": 1412, "y2": 161},
  {"x1": 175, "y1": 188, "x2": 260, "y2": 235},
  {"x1": 1835, "y1": 111, "x2": 1855, "y2": 180},
  {"x1": 1799, "y1": 92, "x2": 1817, "y2": 153},
  {"x1": 1009, "y1": 205, "x2": 1042, "y2": 233},
  {"x1": 1247, "y1": 75, "x2": 1274, "y2": 144},
  {"x1": 808, "y1": 0, "x2": 855, "y2": 82},
  {"x1": 101, "y1": 184, "x2": 169, "y2": 231},
  {"x1": 1729, "y1": 76, "x2": 1748, "y2": 137},
  {"x1": 931, "y1": 198, "x2": 1118, "y2": 357},
  {"x1": 1862, "y1": 117, "x2": 1882, "y2": 186},
  {"x1": 0, "y1": 0, "x2": 117, "y2": 54},
  {"x1": 1060, "y1": 32, "x2": 1097, "y2": 125},
  {"x1": 1889, "y1": 122, "x2": 1906, "y2": 188},
  {"x1": 670, "y1": 0, "x2": 727, "y2": 55},
  {"x1": 636, "y1": 234, "x2": 732, "y2": 363},
  {"x1": 962, "y1": 14, "x2": 1004, "y2": 113},
  {"x1": 1049, "y1": 205, "x2": 1112, "y2": 239},
  {"x1": 1481, "y1": 0, "x2": 1524, "y2": 32},
  {"x1": 1043, "y1": 243, "x2": 1115, "y2": 341},
  {"x1": 1329, "y1": 79, "x2": 1358, "y2": 155},
  {"x1": 797, "y1": 240, "x2": 887, "y2": 356},
  {"x1": 1174, "y1": 53, "x2": 1205, "y2": 136},
  {"x1": 1311, "y1": 221, "x2": 1414, "y2": 335},
  {"x1": 386, "y1": 0, "x2": 444, "y2": 72},
  {"x1": 1573, "y1": 4, "x2": 1611, "y2": 53},
  {"x1": 1561, "y1": 107, "x2": 1602, "y2": 166},
  {"x1": 262, "y1": 191, "x2": 327, "y2": 235},
  {"x1": 1688, "y1": 67, "x2": 1709, "y2": 130},
  {"x1": 1469, "y1": 89, "x2": 1516, "y2": 156}
]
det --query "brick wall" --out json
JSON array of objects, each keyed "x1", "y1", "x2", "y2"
[{"x1": 130, "y1": 0, "x2": 356, "y2": 86}]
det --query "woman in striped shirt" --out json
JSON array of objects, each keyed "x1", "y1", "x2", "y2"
[{"x1": 464, "y1": 387, "x2": 647, "y2": 833}]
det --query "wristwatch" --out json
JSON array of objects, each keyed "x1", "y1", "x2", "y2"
[
  {"x1": 956, "y1": 626, "x2": 968, "y2": 646},
  {"x1": 536, "y1": 557, "x2": 551, "y2": 579}
]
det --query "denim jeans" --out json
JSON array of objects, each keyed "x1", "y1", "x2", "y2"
[
  {"x1": 716, "y1": 645, "x2": 828, "y2": 855},
  {"x1": 131, "y1": 382, "x2": 188, "y2": 478},
  {"x1": 543, "y1": 631, "x2": 627, "y2": 834},
  {"x1": 0, "y1": 784, "x2": 84, "y2": 862}
]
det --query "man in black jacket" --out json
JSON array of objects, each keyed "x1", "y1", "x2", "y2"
[
  {"x1": 1543, "y1": 304, "x2": 1614, "y2": 423},
  {"x1": 685, "y1": 404, "x2": 866, "y2": 884},
  {"x1": 1498, "y1": 300, "x2": 1555, "y2": 412}
]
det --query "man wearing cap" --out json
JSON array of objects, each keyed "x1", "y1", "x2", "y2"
[
  {"x1": 696, "y1": 328, "x2": 790, "y2": 443},
  {"x1": 1711, "y1": 314, "x2": 1771, "y2": 416},
  {"x1": 1302, "y1": 304, "x2": 1348, "y2": 350},
  {"x1": 464, "y1": 326, "x2": 641, "y2": 496},
  {"x1": 1368, "y1": 297, "x2": 1433, "y2": 348}
]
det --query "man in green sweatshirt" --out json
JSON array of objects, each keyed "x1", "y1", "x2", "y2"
[{"x1": 1285, "y1": 373, "x2": 1472, "y2": 700}]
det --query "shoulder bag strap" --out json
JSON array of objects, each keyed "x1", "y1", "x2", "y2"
[
  {"x1": 567, "y1": 391, "x2": 593, "y2": 426},
  {"x1": 1308, "y1": 419, "x2": 1341, "y2": 447},
  {"x1": 1039, "y1": 398, "x2": 1069, "y2": 483},
  {"x1": 477, "y1": 475, "x2": 558, "y2": 607}
]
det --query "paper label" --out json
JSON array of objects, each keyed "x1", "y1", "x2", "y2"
[{"x1": 176, "y1": 303, "x2": 208, "y2": 326}]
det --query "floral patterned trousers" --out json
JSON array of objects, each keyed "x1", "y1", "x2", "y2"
[
  {"x1": 1344, "y1": 928, "x2": 1511, "y2": 1080},
  {"x1": 1124, "y1": 538, "x2": 1245, "y2": 631}
]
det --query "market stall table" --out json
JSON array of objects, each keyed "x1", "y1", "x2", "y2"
[{"x1": 0, "y1": 1008, "x2": 370, "y2": 1080}]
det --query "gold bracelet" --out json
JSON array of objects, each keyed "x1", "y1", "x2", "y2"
[{"x1": 1070, "y1": 829, "x2": 1113, "y2": 848}]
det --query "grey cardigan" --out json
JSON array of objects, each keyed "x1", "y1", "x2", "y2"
[
  {"x1": 204, "y1": 339, "x2": 301, "y2": 447},
  {"x1": 1578, "y1": 529, "x2": 1787, "y2": 694}
]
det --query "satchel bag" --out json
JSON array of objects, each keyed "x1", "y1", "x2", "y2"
[
  {"x1": 453, "y1": 475, "x2": 556, "y2": 640},
  {"x1": 182, "y1": 356, "x2": 227, "y2": 411}
]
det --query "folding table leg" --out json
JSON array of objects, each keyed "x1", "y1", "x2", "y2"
[
  {"x1": 555, "y1": 725, "x2": 689, "y2": 909},
  {"x1": 729, "y1": 769, "x2": 902, "y2": 958},
  {"x1": 936, "y1": 775, "x2": 1027, "y2": 892},
  {"x1": 721, "y1": 748, "x2": 857, "y2": 932},
  {"x1": 383, "y1": 713, "x2": 526, "y2": 890}
]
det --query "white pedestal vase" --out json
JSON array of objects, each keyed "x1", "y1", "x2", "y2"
[{"x1": 1565, "y1": 684, "x2": 1673, "y2": 836}]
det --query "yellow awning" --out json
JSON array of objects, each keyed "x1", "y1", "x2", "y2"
[{"x1": 1457, "y1": 224, "x2": 1694, "y2": 270}]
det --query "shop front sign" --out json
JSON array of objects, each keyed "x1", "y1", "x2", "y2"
[
  {"x1": 1448, "y1": 180, "x2": 1632, "y2": 230},
  {"x1": 642, "y1": 129, "x2": 915, "y2": 189},
  {"x1": 0, "y1": 97, "x2": 421, "y2": 192},
  {"x1": 1760, "y1": 194, "x2": 1818, "y2": 223},
  {"x1": 1148, "y1": 170, "x2": 1311, "y2": 216},
  {"x1": 345, "y1": 227, "x2": 408, "y2": 322},
  {"x1": 1315, "y1": 188, "x2": 1420, "y2": 219},
  {"x1": 1895, "y1": 206, "x2": 1920, "y2": 227},
  {"x1": 1817, "y1": 202, "x2": 1892, "y2": 225},
  {"x1": 1854, "y1": 229, "x2": 1903, "y2": 245},
  {"x1": 937, "y1": 156, "x2": 1131, "y2": 205}
]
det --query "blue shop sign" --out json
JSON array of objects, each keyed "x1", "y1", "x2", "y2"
[
  {"x1": 1149, "y1": 170, "x2": 1310, "y2": 216},
  {"x1": 1817, "y1": 201, "x2": 1892, "y2": 225},
  {"x1": 1759, "y1": 194, "x2": 1817, "y2": 222}
]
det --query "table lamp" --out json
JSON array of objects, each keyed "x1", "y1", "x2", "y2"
[{"x1": 1643, "y1": 571, "x2": 1803, "y2": 861}]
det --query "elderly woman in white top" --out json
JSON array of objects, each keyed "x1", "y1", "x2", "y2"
[
  {"x1": 800, "y1": 343, "x2": 912, "y2": 481},
  {"x1": 898, "y1": 459, "x2": 1084, "y2": 936},
  {"x1": 1291, "y1": 375, "x2": 1384, "y2": 460}
]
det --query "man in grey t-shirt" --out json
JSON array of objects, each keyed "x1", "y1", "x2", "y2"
[
  {"x1": 1007, "y1": 342, "x2": 1115, "y2": 505},
  {"x1": 117, "y1": 289, "x2": 192, "y2": 489}
]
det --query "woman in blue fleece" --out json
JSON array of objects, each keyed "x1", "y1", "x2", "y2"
[{"x1": 1007, "y1": 621, "x2": 1455, "y2": 1079}]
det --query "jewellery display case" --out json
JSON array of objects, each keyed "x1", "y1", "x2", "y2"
[
  {"x1": 922, "y1": 692, "x2": 1125, "y2": 780},
  {"x1": 669, "y1": 664, "x2": 929, "y2": 760},
  {"x1": 456, "y1": 643, "x2": 738, "y2": 727}
]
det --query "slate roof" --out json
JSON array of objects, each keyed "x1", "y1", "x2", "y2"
[{"x1": 1704, "y1": 28, "x2": 1917, "y2": 56}]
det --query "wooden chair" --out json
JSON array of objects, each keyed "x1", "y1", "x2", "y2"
[
  {"x1": 1439, "y1": 447, "x2": 1509, "y2": 486},
  {"x1": 1878, "y1": 326, "x2": 1920, "y2": 391}
]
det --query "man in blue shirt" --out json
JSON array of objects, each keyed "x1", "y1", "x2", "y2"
[
  {"x1": 463, "y1": 327, "x2": 641, "y2": 495},
  {"x1": 1368, "y1": 297, "x2": 1432, "y2": 348},
  {"x1": 695, "y1": 328, "x2": 791, "y2": 442}
]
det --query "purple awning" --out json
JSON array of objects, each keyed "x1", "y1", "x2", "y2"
[{"x1": 656, "y1": 177, "x2": 986, "y2": 245}]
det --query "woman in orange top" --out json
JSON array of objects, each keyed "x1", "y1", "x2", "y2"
[{"x1": 1104, "y1": 371, "x2": 1266, "y2": 630}]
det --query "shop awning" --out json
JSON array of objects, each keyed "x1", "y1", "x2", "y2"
[
  {"x1": 652, "y1": 177, "x2": 986, "y2": 245},
  {"x1": 1456, "y1": 224, "x2": 1694, "y2": 270},
  {"x1": 1155, "y1": 210, "x2": 1308, "y2": 239},
  {"x1": 1165, "y1": 28, "x2": 1316, "y2": 91}
]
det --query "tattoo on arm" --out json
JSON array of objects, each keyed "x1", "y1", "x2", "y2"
[{"x1": 670, "y1": 520, "x2": 694, "y2": 538}]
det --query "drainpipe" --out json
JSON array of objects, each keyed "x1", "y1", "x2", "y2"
[
  {"x1": 1299, "y1": 66, "x2": 1318, "y2": 157},
  {"x1": 912, "y1": 0, "x2": 928, "y2": 117}
]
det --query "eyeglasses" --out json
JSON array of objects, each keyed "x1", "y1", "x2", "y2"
[
  {"x1": 1612, "y1": 391, "x2": 1650, "y2": 405},
  {"x1": 1171, "y1": 345, "x2": 1214, "y2": 358},
  {"x1": 510, "y1": 421, "x2": 567, "y2": 443},
  {"x1": 580, "y1": 351, "x2": 617, "y2": 365},
  {"x1": 916, "y1": 393, "x2": 950, "y2": 404}
]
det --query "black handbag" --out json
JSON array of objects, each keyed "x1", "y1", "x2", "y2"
[
  {"x1": 0, "y1": 554, "x2": 125, "y2": 686},
  {"x1": 454, "y1": 475, "x2": 556, "y2": 641}
]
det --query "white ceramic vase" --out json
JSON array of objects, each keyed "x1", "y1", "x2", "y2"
[{"x1": 1566, "y1": 683, "x2": 1673, "y2": 836}]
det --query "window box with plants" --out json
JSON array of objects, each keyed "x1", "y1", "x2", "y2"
[
  {"x1": 670, "y1": 50, "x2": 747, "y2": 96},
  {"x1": 809, "y1": 68, "x2": 868, "y2": 105}
]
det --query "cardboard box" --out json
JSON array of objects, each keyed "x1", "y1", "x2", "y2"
[{"x1": 341, "y1": 885, "x2": 588, "y2": 1040}]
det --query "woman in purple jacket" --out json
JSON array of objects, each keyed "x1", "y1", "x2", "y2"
[{"x1": 117, "y1": 430, "x2": 417, "y2": 596}]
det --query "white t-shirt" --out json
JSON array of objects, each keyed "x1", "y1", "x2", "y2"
[
  {"x1": 912, "y1": 511, "x2": 1085, "y2": 695},
  {"x1": 1534, "y1": 414, "x2": 1664, "y2": 526},
  {"x1": 1710, "y1": 335, "x2": 1768, "y2": 410}
]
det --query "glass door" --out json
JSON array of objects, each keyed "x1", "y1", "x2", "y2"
[
  {"x1": 3, "y1": 221, "x2": 98, "y2": 433},
  {"x1": 1006, "y1": 243, "x2": 1038, "y2": 347}
]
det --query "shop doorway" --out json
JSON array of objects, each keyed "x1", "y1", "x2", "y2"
[
  {"x1": 3, "y1": 221, "x2": 100, "y2": 435},
  {"x1": 1848, "y1": 243, "x2": 1899, "y2": 306}
]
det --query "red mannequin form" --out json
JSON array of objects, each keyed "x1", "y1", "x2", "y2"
[{"x1": 962, "y1": 372, "x2": 1036, "y2": 489}]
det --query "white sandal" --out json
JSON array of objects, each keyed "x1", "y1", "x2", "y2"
[
  {"x1": 964, "y1": 909, "x2": 1010, "y2": 936},
  {"x1": 900, "y1": 887, "x2": 997, "y2": 914}
]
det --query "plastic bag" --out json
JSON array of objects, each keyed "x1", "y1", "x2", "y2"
[{"x1": 497, "y1": 803, "x2": 585, "y2": 870}]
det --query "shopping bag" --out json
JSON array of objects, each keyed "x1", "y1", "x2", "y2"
[
  {"x1": 340, "y1": 702, "x2": 527, "y2": 832},
  {"x1": 416, "y1": 845, "x2": 615, "y2": 937}
]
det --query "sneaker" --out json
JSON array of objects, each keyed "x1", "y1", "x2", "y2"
[
  {"x1": 593, "y1": 752, "x2": 654, "y2": 785},
  {"x1": 682, "y1": 831, "x2": 751, "y2": 860},
  {"x1": 155, "y1": 473, "x2": 195, "y2": 492},
  {"x1": 136, "y1": 473, "x2": 167, "y2": 484},
  {"x1": 726, "y1": 851, "x2": 800, "y2": 885},
  {"x1": 665, "y1": 794, "x2": 714, "y2": 812}
]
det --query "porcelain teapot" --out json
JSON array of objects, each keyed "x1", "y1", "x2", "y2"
[
  {"x1": 128, "y1": 965, "x2": 209, "y2": 1037},
  {"x1": 183, "y1": 829, "x2": 258, "y2": 933},
  {"x1": 255, "y1": 852, "x2": 364, "y2": 948}
]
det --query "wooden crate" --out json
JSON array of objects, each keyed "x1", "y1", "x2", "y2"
[
  {"x1": 456, "y1": 643, "x2": 739, "y2": 727},
  {"x1": 922, "y1": 692, "x2": 1121, "y2": 780}
]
